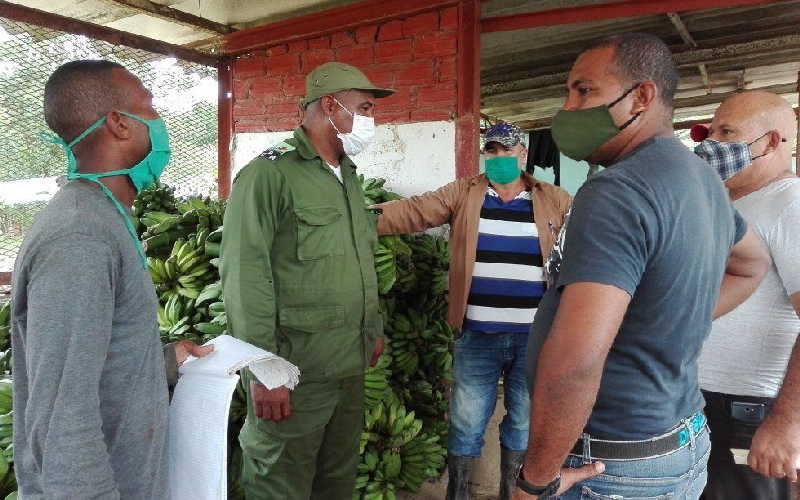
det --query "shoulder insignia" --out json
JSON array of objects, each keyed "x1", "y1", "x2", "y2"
[{"x1": 258, "y1": 141, "x2": 296, "y2": 161}]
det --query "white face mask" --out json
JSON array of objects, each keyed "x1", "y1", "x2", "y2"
[{"x1": 328, "y1": 98, "x2": 375, "y2": 156}]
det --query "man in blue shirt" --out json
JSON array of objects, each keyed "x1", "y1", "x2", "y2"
[{"x1": 513, "y1": 33, "x2": 770, "y2": 500}]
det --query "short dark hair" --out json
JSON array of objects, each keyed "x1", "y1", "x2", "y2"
[
  {"x1": 44, "y1": 60, "x2": 130, "y2": 143},
  {"x1": 583, "y1": 33, "x2": 679, "y2": 109}
]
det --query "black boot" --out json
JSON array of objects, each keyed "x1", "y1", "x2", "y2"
[
  {"x1": 446, "y1": 455, "x2": 475, "y2": 500},
  {"x1": 500, "y1": 447, "x2": 526, "y2": 500}
]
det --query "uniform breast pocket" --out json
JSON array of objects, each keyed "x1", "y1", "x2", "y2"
[{"x1": 294, "y1": 206, "x2": 345, "y2": 260}]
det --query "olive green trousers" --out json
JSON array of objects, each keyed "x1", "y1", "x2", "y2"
[{"x1": 238, "y1": 374, "x2": 364, "y2": 500}]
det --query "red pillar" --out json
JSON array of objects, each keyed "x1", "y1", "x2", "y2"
[
  {"x1": 455, "y1": 0, "x2": 481, "y2": 178},
  {"x1": 218, "y1": 57, "x2": 234, "y2": 200}
]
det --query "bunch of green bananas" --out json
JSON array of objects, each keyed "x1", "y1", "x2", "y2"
[
  {"x1": 407, "y1": 234, "x2": 449, "y2": 297},
  {"x1": 356, "y1": 396, "x2": 424, "y2": 500},
  {"x1": 384, "y1": 309, "x2": 434, "y2": 377},
  {"x1": 0, "y1": 303, "x2": 9, "y2": 352},
  {"x1": 364, "y1": 354, "x2": 391, "y2": 411},
  {"x1": 157, "y1": 293, "x2": 193, "y2": 342},
  {"x1": 377, "y1": 236, "x2": 414, "y2": 296},
  {"x1": 0, "y1": 379, "x2": 15, "y2": 498},
  {"x1": 397, "y1": 433, "x2": 446, "y2": 492},
  {"x1": 148, "y1": 236, "x2": 216, "y2": 301},
  {"x1": 419, "y1": 320, "x2": 454, "y2": 383},
  {"x1": 355, "y1": 450, "x2": 399, "y2": 500},
  {"x1": 0, "y1": 381, "x2": 11, "y2": 418},
  {"x1": 0, "y1": 304, "x2": 10, "y2": 374},
  {"x1": 155, "y1": 282, "x2": 228, "y2": 344},
  {"x1": 131, "y1": 183, "x2": 177, "y2": 223},
  {"x1": 360, "y1": 176, "x2": 403, "y2": 206},
  {"x1": 194, "y1": 299, "x2": 227, "y2": 341},
  {"x1": 373, "y1": 244, "x2": 396, "y2": 296},
  {"x1": 135, "y1": 192, "x2": 224, "y2": 256}
]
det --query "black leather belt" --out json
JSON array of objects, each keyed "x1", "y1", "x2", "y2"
[{"x1": 569, "y1": 412, "x2": 706, "y2": 460}]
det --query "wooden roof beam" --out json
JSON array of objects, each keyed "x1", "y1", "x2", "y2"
[
  {"x1": 482, "y1": 33, "x2": 800, "y2": 97},
  {"x1": 0, "y1": 1, "x2": 218, "y2": 66},
  {"x1": 221, "y1": 0, "x2": 459, "y2": 55},
  {"x1": 102, "y1": 0, "x2": 236, "y2": 35},
  {"x1": 667, "y1": 12, "x2": 712, "y2": 93}
]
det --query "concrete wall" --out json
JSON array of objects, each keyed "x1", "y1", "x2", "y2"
[
  {"x1": 532, "y1": 154, "x2": 592, "y2": 196},
  {"x1": 234, "y1": 120, "x2": 456, "y2": 195}
]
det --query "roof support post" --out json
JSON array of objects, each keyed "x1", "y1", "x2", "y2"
[
  {"x1": 456, "y1": 0, "x2": 481, "y2": 178},
  {"x1": 217, "y1": 57, "x2": 234, "y2": 200}
]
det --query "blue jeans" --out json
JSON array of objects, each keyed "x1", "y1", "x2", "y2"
[
  {"x1": 448, "y1": 329, "x2": 530, "y2": 456},
  {"x1": 555, "y1": 423, "x2": 711, "y2": 500}
]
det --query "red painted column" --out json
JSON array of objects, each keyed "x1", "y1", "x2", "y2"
[
  {"x1": 455, "y1": 0, "x2": 481, "y2": 178},
  {"x1": 218, "y1": 56, "x2": 234, "y2": 200}
]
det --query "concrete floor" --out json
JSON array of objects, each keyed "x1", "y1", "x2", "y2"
[{"x1": 399, "y1": 392, "x2": 506, "y2": 500}]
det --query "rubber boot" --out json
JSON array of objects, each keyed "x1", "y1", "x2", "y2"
[
  {"x1": 446, "y1": 455, "x2": 475, "y2": 500},
  {"x1": 499, "y1": 447, "x2": 526, "y2": 500}
]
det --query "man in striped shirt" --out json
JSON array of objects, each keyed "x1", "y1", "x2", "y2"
[{"x1": 375, "y1": 122, "x2": 571, "y2": 500}]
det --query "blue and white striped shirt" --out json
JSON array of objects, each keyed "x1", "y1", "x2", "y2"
[{"x1": 463, "y1": 188, "x2": 545, "y2": 333}]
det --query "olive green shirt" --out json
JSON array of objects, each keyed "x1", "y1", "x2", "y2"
[{"x1": 220, "y1": 127, "x2": 381, "y2": 382}]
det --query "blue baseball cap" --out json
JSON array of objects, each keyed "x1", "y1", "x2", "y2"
[{"x1": 484, "y1": 122, "x2": 524, "y2": 149}]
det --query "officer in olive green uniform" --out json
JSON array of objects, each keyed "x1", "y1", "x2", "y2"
[{"x1": 220, "y1": 62, "x2": 393, "y2": 500}]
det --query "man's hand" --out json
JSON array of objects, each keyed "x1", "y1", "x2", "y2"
[
  {"x1": 251, "y1": 382, "x2": 292, "y2": 422},
  {"x1": 749, "y1": 414, "x2": 800, "y2": 481},
  {"x1": 370, "y1": 337, "x2": 385, "y2": 367},
  {"x1": 174, "y1": 340, "x2": 214, "y2": 366},
  {"x1": 512, "y1": 463, "x2": 605, "y2": 499}
]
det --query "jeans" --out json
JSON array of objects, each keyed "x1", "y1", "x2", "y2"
[
  {"x1": 448, "y1": 329, "x2": 530, "y2": 457},
  {"x1": 555, "y1": 423, "x2": 711, "y2": 500},
  {"x1": 701, "y1": 390, "x2": 792, "y2": 500}
]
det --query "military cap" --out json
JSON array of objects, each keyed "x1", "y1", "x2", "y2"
[{"x1": 300, "y1": 62, "x2": 394, "y2": 108}]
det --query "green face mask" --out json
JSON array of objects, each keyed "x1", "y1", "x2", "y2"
[
  {"x1": 41, "y1": 112, "x2": 172, "y2": 269},
  {"x1": 551, "y1": 84, "x2": 641, "y2": 162},
  {"x1": 485, "y1": 156, "x2": 521, "y2": 185}
]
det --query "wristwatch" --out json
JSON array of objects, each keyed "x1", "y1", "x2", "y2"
[{"x1": 516, "y1": 469, "x2": 561, "y2": 498}]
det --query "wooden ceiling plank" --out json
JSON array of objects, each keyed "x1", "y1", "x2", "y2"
[
  {"x1": 0, "y1": 0, "x2": 218, "y2": 66},
  {"x1": 667, "y1": 12, "x2": 713, "y2": 93},
  {"x1": 102, "y1": 0, "x2": 235, "y2": 34},
  {"x1": 483, "y1": 33, "x2": 800, "y2": 97}
]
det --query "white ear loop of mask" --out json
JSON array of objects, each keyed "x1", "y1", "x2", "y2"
[{"x1": 327, "y1": 97, "x2": 375, "y2": 156}]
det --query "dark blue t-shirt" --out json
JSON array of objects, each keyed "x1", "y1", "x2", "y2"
[{"x1": 527, "y1": 137, "x2": 747, "y2": 440}]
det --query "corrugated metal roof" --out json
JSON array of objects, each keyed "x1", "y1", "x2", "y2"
[
  {"x1": 4, "y1": 0, "x2": 798, "y2": 127},
  {"x1": 4, "y1": 0, "x2": 362, "y2": 46},
  {"x1": 481, "y1": 0, "x2": 800, "y2": 128}
]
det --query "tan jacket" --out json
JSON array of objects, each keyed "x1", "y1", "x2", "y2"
[{"x1": 376, "y1": 173, "x2": 572, "y2": 331}]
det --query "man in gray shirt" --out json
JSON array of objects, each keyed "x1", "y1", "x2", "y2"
[{"x1": 10, "y1": 60, "x2": 211, "y2": 499}]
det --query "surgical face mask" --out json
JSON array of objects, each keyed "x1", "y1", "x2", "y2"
[
  {"x1": 328, "y1": 98, "x2": 375, "y2": 156},
  {"x1": 485, "y1": 156, "x2": 522, "y2": 185},
  {"x1": 42, "y1": 111, "x2": 172, "y2": 268},
  {"x1": 551, "y1": 84, "x2": 642, "y2": 162},
  {"x1": 693, "y1": 132, "x2": 770, "y2": 181}
]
